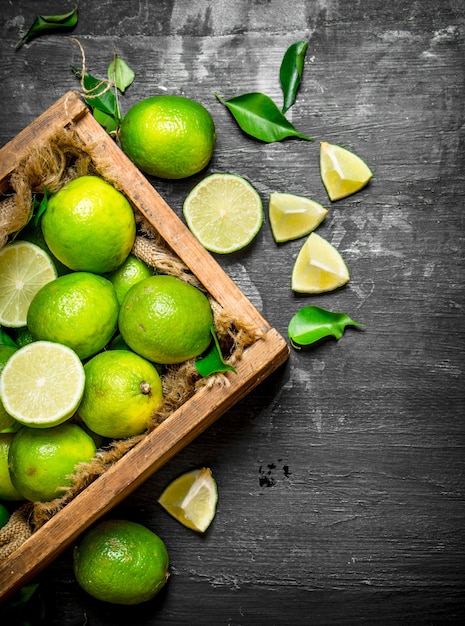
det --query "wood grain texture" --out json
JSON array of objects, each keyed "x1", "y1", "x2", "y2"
[{"x1": 0, "y1": 0, "x2": 464, "y2": 623}]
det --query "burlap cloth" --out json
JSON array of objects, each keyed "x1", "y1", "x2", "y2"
[{"x1": 0, "y1": 126, "x2": 263, "y2": 559}]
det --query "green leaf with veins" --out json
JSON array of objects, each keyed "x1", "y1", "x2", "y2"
[
  {"x1": 15, "y1": 6, "x2": 78, "y2": 49},
  {"x1": 215, "y1": 92, "x2": 313, "y2": 143},
  {"x1": 195, "y1": 327, "x2": 237, "y2": 377},
  {"x1": 288, "y1": 306, "x2": 364, "y2": 349}
]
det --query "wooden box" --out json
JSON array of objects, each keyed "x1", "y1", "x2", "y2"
[{"x1": 0, "y1": 92, "x2": 289, "y2": 601}]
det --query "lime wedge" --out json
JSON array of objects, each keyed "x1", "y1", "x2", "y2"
[
  {"x1": 291, "y1": 232, "x2": 350, "y2": 293},
  {"x1": 320, "y1": 142, "x2": 373, "y2": 201},
  {"x1": 183, "y1": 173, "x2": 263, "y2": 253},
  {"x1": 158, "y1": 467, "x2": 218, "y2": 532},
  {"x1": 0, "y1": 241, "x2": 57, "y2": 327},
  {"x1": 268, "y1": 192, "x2": 328, "y2": 242},
  {"x1": 0, "y1": 341, "x2": 85, "y2": 428}
]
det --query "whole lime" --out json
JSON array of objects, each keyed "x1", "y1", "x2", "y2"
[
  {"x1": 8, "y1": 423, "x2": 97, "y2": 502},
  {"x1": 41, "y1": 175, "x2": 136, "y2": 273},
  {"x1": 0, "y1": 433, "x2": 24, "y2": 501},
  {"x1": 27, "y1": 272, "x2": 119, "y2": 360},
  {"x1": 118, "y1": 275, "x2": 213, "y2": 364},
  {"x1": 78, "y1": 350, "x2": 163, "y2": 439},
  {"x1": 119, "y1": 95, "x2": 216, "y2": 179},
  {"x1": 73, "y1": 519, "x2": 169, "y2": 605},
  {"x1": 0, "y1": 345, "x2": 18, "y2": 432},
  {"x1": 106, "y1": 254, "x2": 153, "y2": 305}
]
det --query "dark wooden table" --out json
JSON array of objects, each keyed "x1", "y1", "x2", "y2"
[{"x1": 1, "y1": 1, "x2": 464, "y2": 624}]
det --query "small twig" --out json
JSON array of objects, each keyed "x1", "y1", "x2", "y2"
[{"x1": 69, "y1": 37, "x2": 113, "y2": 100}]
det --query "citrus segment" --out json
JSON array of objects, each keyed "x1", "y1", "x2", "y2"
[
  {"x1": 120, "y1": 95, "x2": 216, "y2": 179},
  {"x1": 268, "y1": 192, "x2": 328, "y2": 242},
  {"x1": 41, "y1": 175, "x2": 136, "y2": 273},
  {"x1": 183, "y1": 173, "x2": 263, "y2": 253},
  {"x1": 320, "y1": 141, "x2": 373, "y2": 201},
  {"x1": 8, "y1": 422, "x2": 96, "y2": 502},
  {"x1": 0, "y1": 241, "x2": 57, "y2": 327},
  {"x1": 78, "y1": 350, "x2": 163, "y2": 439},
  {"x1": 158, "y1": 467, "x2": 218, "y2": 532},
  {"x1": 291, "y1": 232, "x2": 350, "y2": 293},
  {"x1": 0, "y1": 341, "x2": 85, "y2": 428},
  {"x1": 27, "y1": 272, "x2": 119, "y2": 360},
  {"x1": 118, "y1": 275, "x2": 213, "y2": 364},
  {"x1": 73, "y1": 519, "x2": 169, "y2": 604}
]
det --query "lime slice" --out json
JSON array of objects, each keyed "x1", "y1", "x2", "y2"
[
  {"x1": 291, "y1": 232, "x2": 350, "y2": 293},
  {"x1": 0, "y1": 241, "x2": 57, "y2": 327},
  {"x1": 268, "y1": 192, "x2": 328, "y2": 243},
  {"x1": 183, "y1": 173, "x2": 263, "y2": 253},
  {"x1": 0, "y1": 341, "x2": 85, "y2": 428},
  {"x1": 320, "y1": 142, "x2": 373, "y2": 201},
  {"x1": 158, "y1": 467, "x2": 218, "y2": 532}
]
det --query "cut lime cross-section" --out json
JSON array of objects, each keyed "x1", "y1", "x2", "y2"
[
  {"x1": 268, "y1": 192, "x2": 328, "y2": 243},
  {"x1": 158, "y1": 467, "x2": 218, "y2": 532},
  {"x1": 0, "y1": 341, "x2": 85, "y2": 428},
  {"x1": 0, "y1": 241, "x2": 57, "y2": 327},
  {"x1": 183, "y1": 173, "x2": 263, "y2": 254},
  {"x1": 291, "y1": 232, "x2": 350, "y2": 293},
  {"x1": 320, "y1": 142, "x2": 373, "y2": 201}
]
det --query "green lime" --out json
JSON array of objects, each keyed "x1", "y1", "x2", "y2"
[
  {"x1": 0, "y1": 433, "x2": 24, "y2": 501},
  {"x1": 8, "y1": 423, "x2": 97, "y2": 502},
  {"x1": 120, "y1": 95, "x2": 216, "y2": 179},
  {"x1": 78, "y1": 350, "x2": 163, "y2": 439},
  {"x1": 27, "y1": 272, "x2": 119, "y2": 360},
  {"x1": 107, "y1": 254, "x2": 153, "y2": 305},
  {"x1": 73, "y1": 519, "x2": 169, "y2": 604},
  {"x1": 0, "y1": 345, "x2": 18, "y2": 432},
  {"x1": 118, "y1": 275, "x2": 213, "y2": 364},
  {"x1": 41, "y1": 176, "x2": 136, "y2": 273}
]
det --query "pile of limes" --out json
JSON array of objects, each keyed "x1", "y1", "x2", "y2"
[{"x1": 0, "y1": 173, "x2": 215, "y2": 507}]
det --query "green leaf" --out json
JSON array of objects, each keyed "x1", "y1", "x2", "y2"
[
  {"x1": 280, "y1": 40, "x2": 308, "y2": 113},
  {"x1": 15, "y1": 6, "x2": 78, "y2": 49},
  {"x1": 108, "y1": 56, "x2": 135, "y2": 93},
  {"x1": 0, "y1": 327, "x2": 17, "y2": 347},
  {"x1": 216, "y1": 92, "x2": 313, "y2": 143},
  {"x1": 195, "y1": 327, "x2": 237, "y2": 377},
  {"x1": 288, "y1": 306, "x2": 364, "y2": 349},
  {"x1": 71, "y1": 66, "x2": 118, "y2": 118}
]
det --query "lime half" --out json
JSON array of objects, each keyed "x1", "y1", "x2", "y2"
[
  {"x1": 183, "y1": 173, "x2": 263, "y2": 253},
  {"x1": 158, "y1": 467, "x2": 218, "y2": 532},
  {"x1": 291, "y1": 232, "x2": 350, "y2": 293},
  {"x1": 0, "y1": 241, "x2": 57, "y2": 327},
  {"x1": 320, "y1": 142, "x2": 373, "y2": 201},
  {"x1": 269, "y1": 192, "x2": 328, "y2": 242},
  {"x1": 0, "y1": 341, "x2": 85, "y2": 428}
]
